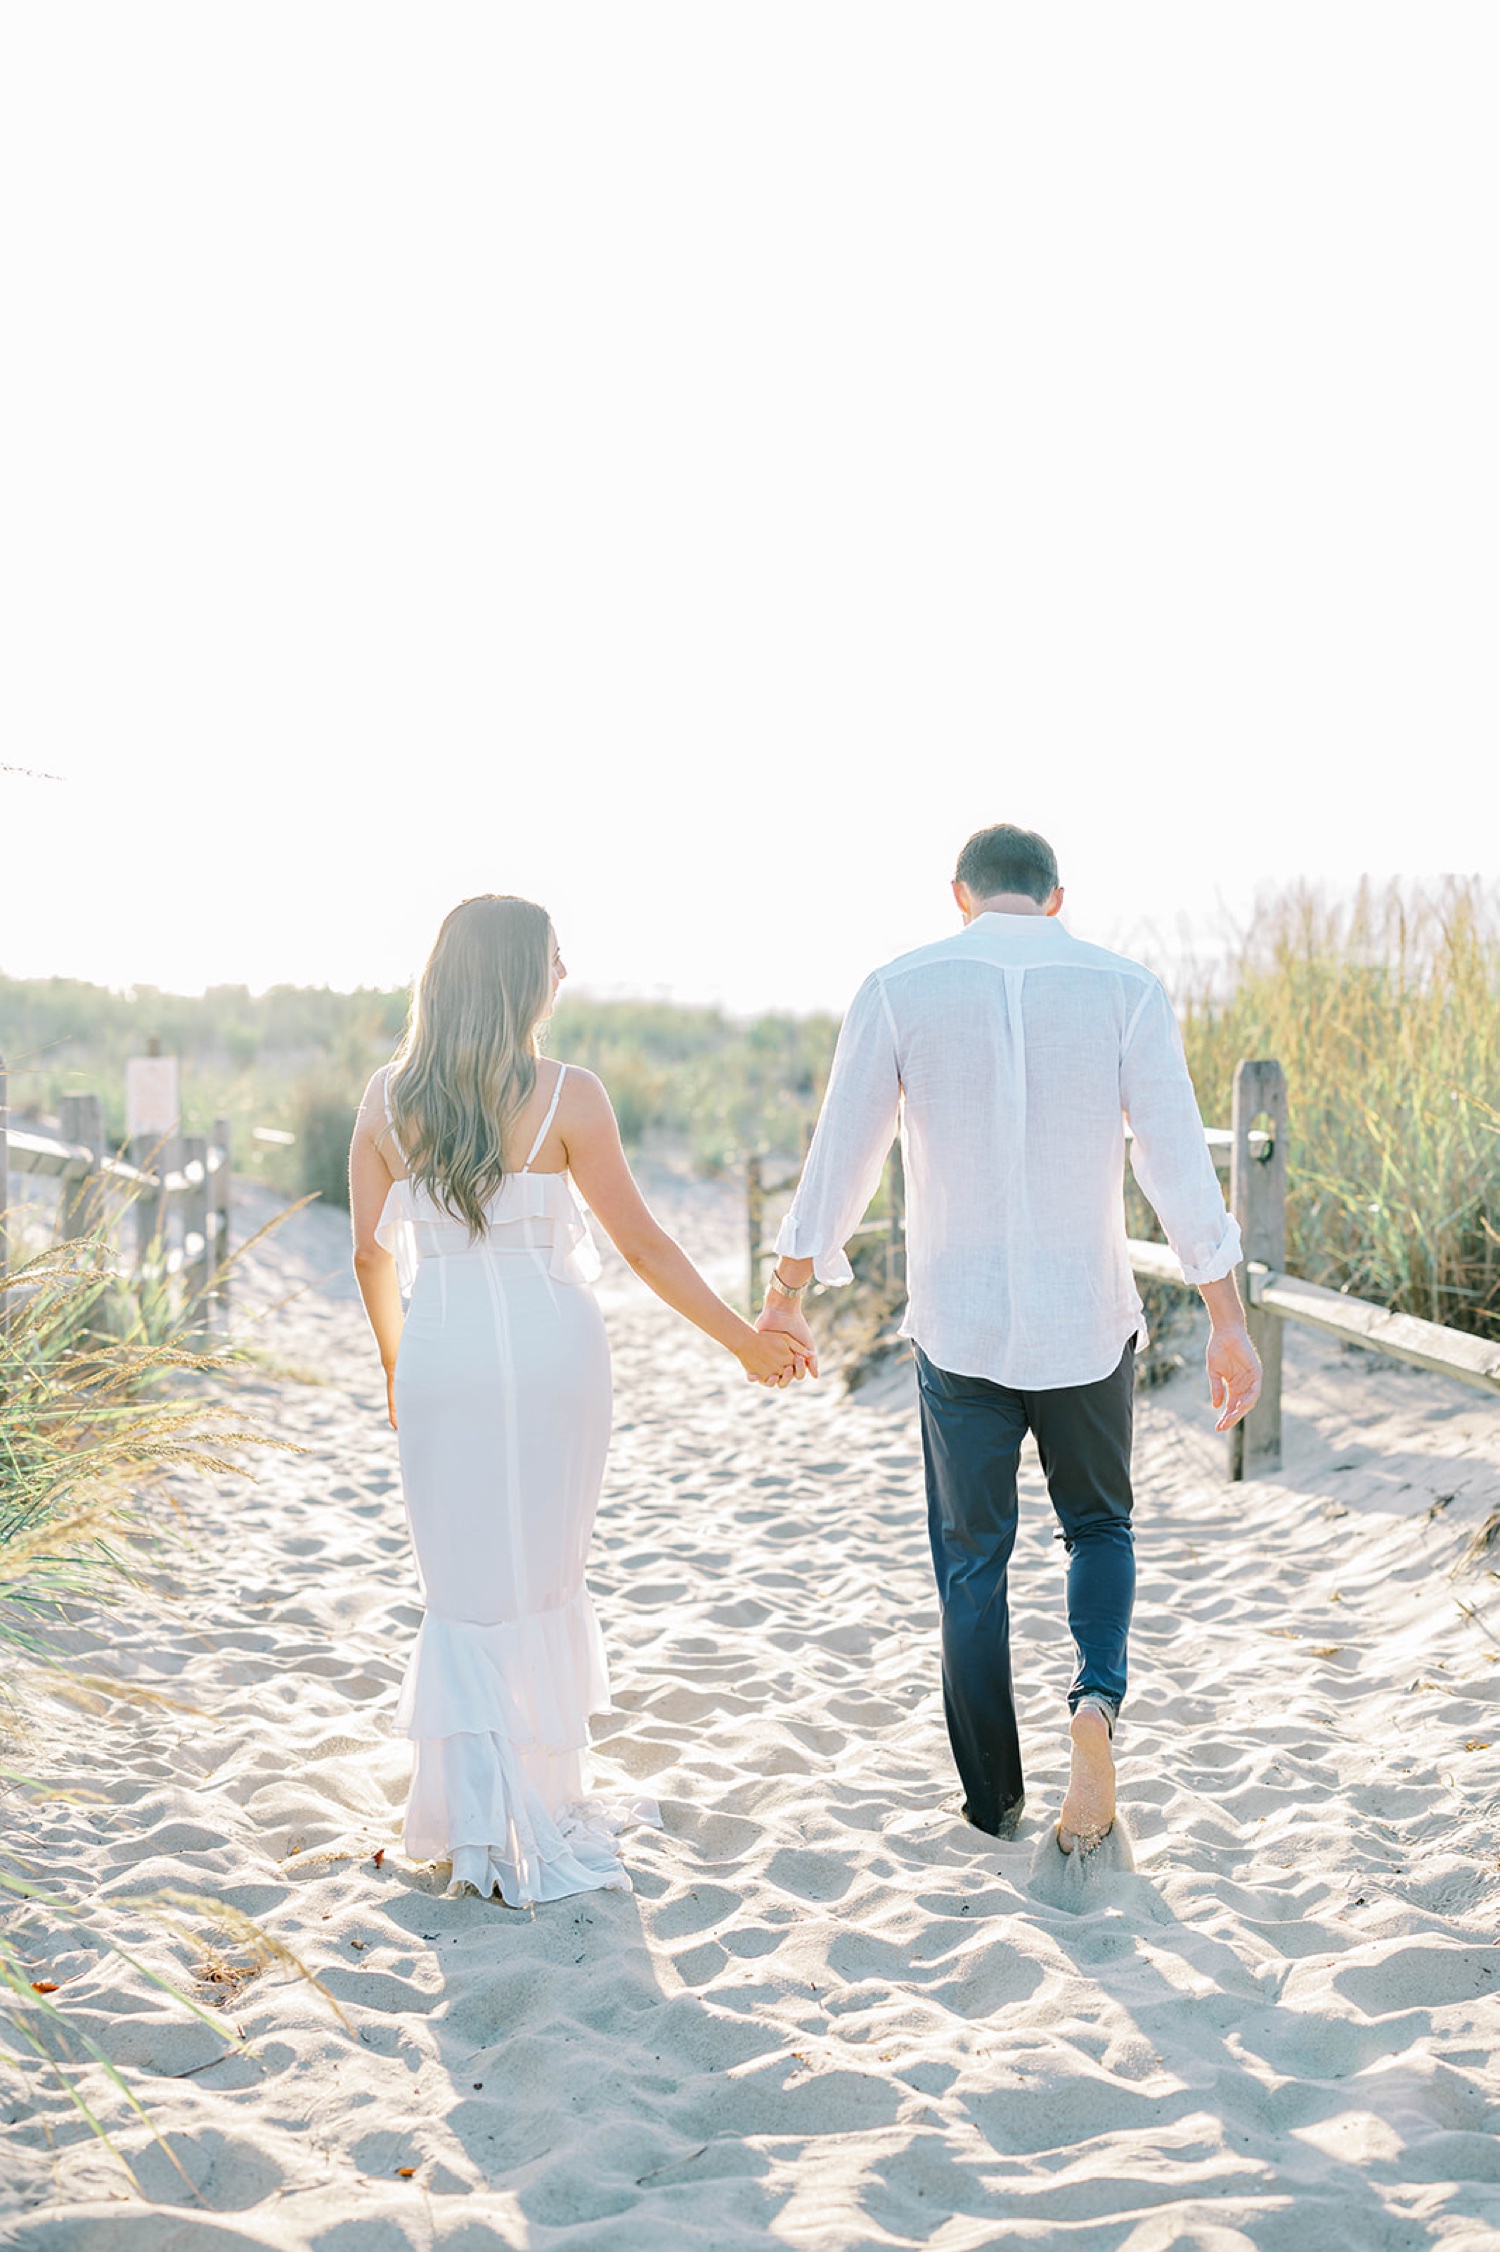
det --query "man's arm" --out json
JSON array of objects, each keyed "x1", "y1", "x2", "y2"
[
  {"x1": 755, "y1": 972, "x2": 902, "y2": 1372},
  {"x1": 1122, "y1": 980, "x2": 1262, "y2": 1432}
]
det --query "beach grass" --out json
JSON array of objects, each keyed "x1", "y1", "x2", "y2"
[
  {"x1": 0, "y1": 1242, "x2": 254, "y2": 1650},
  {"x1": 1177, "y1": 876, "x2": 1500, "y2": 1339}
]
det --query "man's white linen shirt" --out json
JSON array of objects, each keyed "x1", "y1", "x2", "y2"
[{"x1": 775, "y1": 913, "x2": 1241, "y2": 1391}]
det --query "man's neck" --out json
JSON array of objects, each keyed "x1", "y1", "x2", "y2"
[{"x1": 966, "y1": 894, "x2": 1050, "y2": 921}]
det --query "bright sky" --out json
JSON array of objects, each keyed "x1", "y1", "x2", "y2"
[{"x1": 3, "y1": 6, "x2": 1496, "y2": 1018}]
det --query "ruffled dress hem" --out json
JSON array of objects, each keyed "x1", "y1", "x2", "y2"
[
  {"x1": 394, "y1": 1588, "x2": 611, "y2": 1746},
  {"x1": 396, "y1": 1591, "x2": 659, "y2": 1909},
  {"x1": 437, "y1": 1791, "x2": 663, "y2": 1908}
]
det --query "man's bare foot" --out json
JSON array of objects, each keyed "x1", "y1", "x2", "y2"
[{"x1": 1057, "y1": 1705, "x2": 1115, "y2": 1855}]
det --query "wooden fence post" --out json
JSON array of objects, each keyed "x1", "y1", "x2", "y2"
[
  {"x1": 183, "y1": 1134, "x2": 209, "y2": 1320},
  {"x1": 885, "y1": 1138, "x2": 906, "y2": 1293},
  {"x1": 132, "y1": 1136, "x2": 154, "y2": 1272},
  {"x1": 132, "y1": 1131, "x2": 172, "y2": 1280},
  {"x1": 211, "y1": 1115, "x2": 232, "y2": 1319},
  {"x1": 58, "y1": 1093, "x2": 105, "y2": 1243},
  {"x1": 747, "y1": 1152, "x2": 764, "y2": 1312},
  {"x1": 1229, "y1": 1058, "x2": 1287, "y2": 1480}
]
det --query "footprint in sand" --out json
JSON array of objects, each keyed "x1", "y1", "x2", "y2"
[{"x1": 1027, "y1": 1814, "x2": 1138, "y2": 1911}]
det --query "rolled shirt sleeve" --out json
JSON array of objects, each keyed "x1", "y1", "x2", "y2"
[
  {"x1": 1121, "y1": 980, "x2": 1242, "y2": 1285},
  {"x1": 774, "y1": 972, "x2": 902, "y2": 1286}
]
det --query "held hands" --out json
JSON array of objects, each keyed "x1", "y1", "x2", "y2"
[
  {"x1": 738, "y1": 1325, "x2": 812, "y2": 1387},
  {"x1": 738, "y1": 1295, "x2": 820, "y2": 1388},
  {"x1": 1207, "y1": 1321, "x2": 1262, "y2": 1432},
  {"x1": 753, "y1": 1295, "x2": 820, "y2": 1385}
]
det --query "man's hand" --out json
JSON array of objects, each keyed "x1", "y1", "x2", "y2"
[
  {"x1": 1197, "y1": 1272, "x2": 1262, "y2": 1432},
  {"x1": 1206, "y1": 1322, "x2": 1261, "y2": 1432},
  {"x1": 756, "y1": 1295, "x2": 819, "y2": 1383}
]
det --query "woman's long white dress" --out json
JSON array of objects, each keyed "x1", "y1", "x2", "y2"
[{"x1": 375, "y1": 1065, "x2": 650, "y2": 1906}]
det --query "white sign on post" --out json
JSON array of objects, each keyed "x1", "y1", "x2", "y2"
[{"x1": 125, "y1": 1055, "x2": 180, "y2": 1142}]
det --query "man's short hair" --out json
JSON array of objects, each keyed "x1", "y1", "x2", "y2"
[{"x1": 955, "y1": 824, "x2": 1059, "y2": 904}]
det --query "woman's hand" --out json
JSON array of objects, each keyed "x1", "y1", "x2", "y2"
[
  {"x1": 385, "y1": 1366, "x2": 398, "y2": 1431},
  {"x1": 736, "y1": 1327, "x2": 811, "y2": 1388}
]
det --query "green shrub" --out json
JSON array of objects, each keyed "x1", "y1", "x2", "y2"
[{"x1": 294, "y1": 1078, "x2": 359, "y2": 1212}]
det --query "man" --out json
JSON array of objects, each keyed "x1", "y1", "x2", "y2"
[{"x1": 756, "y1": 824, "x2": 1261, "y2": 1853}]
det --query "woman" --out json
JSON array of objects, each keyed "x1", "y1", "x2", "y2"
[{"x1": 350, "y1": 894, "x2": 805, "y2": 1907}]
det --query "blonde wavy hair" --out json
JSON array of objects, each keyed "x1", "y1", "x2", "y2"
[{"x1": 387, "y1": 894, "x2": 556, "y2": 1237}]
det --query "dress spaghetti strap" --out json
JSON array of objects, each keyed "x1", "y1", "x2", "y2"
[{"x1": 520, "y1": 1064, "x2": 568, "y2": 1173}]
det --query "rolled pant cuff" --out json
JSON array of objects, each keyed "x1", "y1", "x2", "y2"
[{"x1": 1070, "y1": 1691, "x2": 1119, "y2": 1736}]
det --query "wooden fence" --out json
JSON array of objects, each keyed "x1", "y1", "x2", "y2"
[
  {"x1": 748, "y1": 1142, "x2": 906, "y2": 1311},
  {"x1": 747, "y1": 1057, "x2": 1500, "y2": 1480},
  {"x1": 0, "y1": 1054, "x2": 232, "y2": 1326}
]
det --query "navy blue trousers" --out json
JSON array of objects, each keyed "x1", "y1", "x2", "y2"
[{"x1": 914, "y1": 1338, "x2": 1136, "y2": 1837}]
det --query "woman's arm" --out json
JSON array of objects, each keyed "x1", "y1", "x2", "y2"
[
  {"x1": 349, "y1": 1072, "x2": 404, "y2": 1428},
  {"x1": 561, "y1": 1070, "x2": 810, "y2": 1387}
]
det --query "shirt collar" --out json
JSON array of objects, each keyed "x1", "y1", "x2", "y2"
[{"x1": 962, "y1": 911, "x2": 1068, "y2": 940}]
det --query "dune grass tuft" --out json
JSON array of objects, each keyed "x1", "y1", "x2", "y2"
[
  {"x1": 1178, "y1": 877, "x2": 1500, "y2": 1338},
  {"x1": 0, "y1": 1242, "x2": 263, "y2": 1669}
]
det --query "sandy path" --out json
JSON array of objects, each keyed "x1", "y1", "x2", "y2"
[{"x1": 4, "y1": 1176, "x2": 1500, "y2": 2250}]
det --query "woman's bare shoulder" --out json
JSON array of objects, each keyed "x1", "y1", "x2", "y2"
[
  {"x1": 555, "y1": 1065, "x2": 619, "y2": 1140},
  {"x1": 557, "y1": 1064, "x2": 616, "y2": 1113}
]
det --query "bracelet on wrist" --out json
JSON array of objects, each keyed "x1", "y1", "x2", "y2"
[{"x1": 767, "y1": 1267, "x2": 810, "y2": 1301}]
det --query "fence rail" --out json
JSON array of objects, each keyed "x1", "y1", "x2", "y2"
[
  {"x1": 0, "y1": 1056, "x2": 232, "y2": 1325},
  {"x1": 1128, "y1": 1239, "x2": 1500, "y2": 1396},
  {"x1": 747, "y1": 1055, "x2": 1498, "y2": 1480},
  {"x1": 747, "y1": 1145, "x2": 905, "y2": 1311}
]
